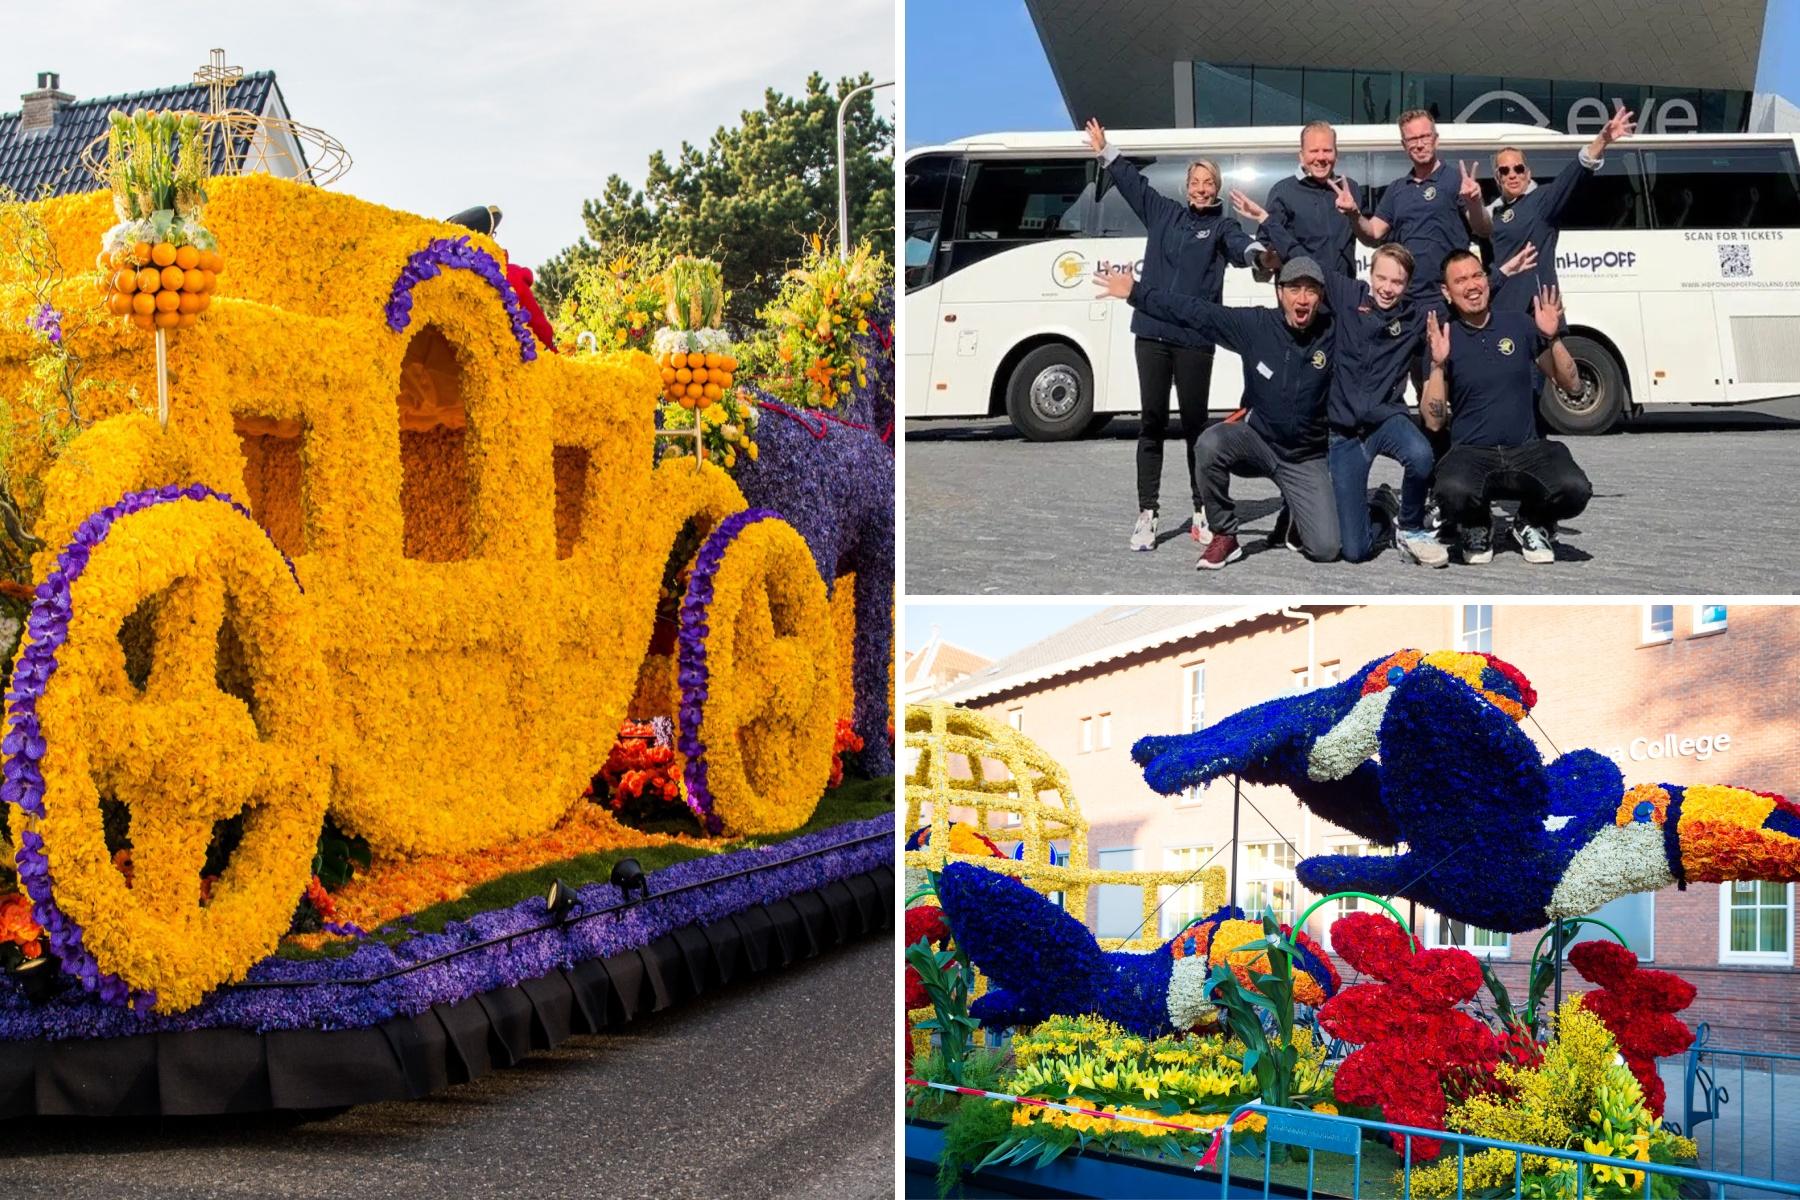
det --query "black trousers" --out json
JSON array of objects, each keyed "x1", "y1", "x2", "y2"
[
  {"x1": 1434, "y1": 439, "x2": 1593, "y2": 529},
  {"x1": 1134, "y1": 337, "x2": 1215, "y2": 513}
]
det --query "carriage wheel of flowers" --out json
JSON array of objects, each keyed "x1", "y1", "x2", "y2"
[
  {"x1": 9, "y1": 489, "x2": 329, "y2": 1011},
  {"x1": 677, "y1": 510, "x2": 836, "y2": 835}
]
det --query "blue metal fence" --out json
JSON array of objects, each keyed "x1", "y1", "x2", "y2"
[
  {"x1": 1216, "y1": 1101, "x2": 1800, "y2": 1199},
  {"x1": 1681, "y1": 1020, "x2": 1800, "y2": 1188}
]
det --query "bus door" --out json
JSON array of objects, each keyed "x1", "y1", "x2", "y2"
[{"x1": 904, "y1": 153, "x2": 961, "y2": 416}]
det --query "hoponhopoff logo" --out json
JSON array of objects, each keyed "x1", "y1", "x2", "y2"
[{"x1": 1556, "y1": 249, "x2": 1638, "y2": 273}]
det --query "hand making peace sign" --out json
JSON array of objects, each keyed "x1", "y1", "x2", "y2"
[
  {"x1": 1326, "y1": 175, "x2": 1360, "y2": 216},
  {"x1": 1458, "y1": 160, "x2": 1483, "y2": 204}
]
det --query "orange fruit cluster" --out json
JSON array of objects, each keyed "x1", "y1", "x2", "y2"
[
  {"x1": 657, "y1": 349, "x2": 737, "y2": 410},
  {"x1": 96, "y1": 240, "x2": 224, "y2": 331}
]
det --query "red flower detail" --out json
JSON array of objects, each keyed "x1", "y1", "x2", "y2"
[
  {"x1": 1568, "y1": 940, "x2": 1695, "y2": 1116},
  {"x1": 904, "y1": 904, "x2": 953, "y2": 1011},
  {"x1": 1476, "y1": 652, "x2": 1538, "y2": 710},
  {"x1": 1318, "y1": 912, "x2": 1501, "y2": 1160}
]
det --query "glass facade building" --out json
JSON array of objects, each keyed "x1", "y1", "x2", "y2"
[{"x1": 1192, "y1": 62, "x2": 1753, "y2": 133}]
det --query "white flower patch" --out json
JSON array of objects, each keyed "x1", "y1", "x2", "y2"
[
  {"x1": 1166, "y1": 954, "x2": 1216, "y2": 1030},
  {"x1": 1307, "y1": 690, "x2": 1391, "y2": 781},
  {"x1": 1546, "y1": 823, "x2": 1672, "y2": 920}
]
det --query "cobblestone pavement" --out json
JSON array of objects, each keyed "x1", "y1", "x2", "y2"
[
  {"x1": 0, "y1": 935, "x2": 893, "y2": 1200},
  {"x1": 905, "y1": 404, "x2": 1800, "y2": 595}
]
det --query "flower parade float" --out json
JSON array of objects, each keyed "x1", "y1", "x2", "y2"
[
  {"x1": 0, "y1": 148, "x2": 892, "y2": 1114},
  {"x1": 901, "y1": 662, "x2": 1786, "y2": 1198}
]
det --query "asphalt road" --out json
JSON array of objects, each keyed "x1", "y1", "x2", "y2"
[
  {"x1": 0, "y1": 935, "x2": 894, "y2": 1200},
  {"x1": 905, "y1": 402, "x2": 1800, "y2": 595}
]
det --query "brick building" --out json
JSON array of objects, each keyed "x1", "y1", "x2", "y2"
[{"x1": 933, "y1": 602, "x2": 1800, "y2": 1055}]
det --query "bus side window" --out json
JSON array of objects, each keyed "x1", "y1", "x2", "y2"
[
  {"x1": 1643, "y1": 146, "x2": 1800, "y2": 230},
  {"x1": 1543, "y1": 149, "x2": 1648, "y2": 231},
  {"x1": 1096, "y1": 157, "x2": 1155, "y2": 236},
  {"x1": 958, "y1": 159, "x2": 1094, "y2": 241},
  {"x1": 905, "y1": 154, "x2": 959, "y2": 292}
]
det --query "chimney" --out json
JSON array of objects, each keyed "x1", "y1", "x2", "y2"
[{"x1": 20, "y1": 72, "x2": 74, "y2": 135}]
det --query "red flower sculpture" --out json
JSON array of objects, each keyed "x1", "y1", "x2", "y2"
[
  {"x1": 1319, "y1": 912, "x2": 1502, "y2": 1160},
  {"x1": 904, "y1": 904, "x2": 953, "y2": 1010},
  {"x1": 1568, "y1": 940, "x2": 1695, "y2": 1116}
]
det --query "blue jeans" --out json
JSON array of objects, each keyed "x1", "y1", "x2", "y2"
[{"x1": 1327, "y1": 414, "x2": 1436, "y2": 563}]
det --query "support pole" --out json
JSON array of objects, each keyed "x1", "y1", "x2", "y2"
[
  {"x1": 835, "y1": 80, "x2": 893, "y2": 257},
  {"x1": 1550, "y1": 919, "x2": 1567, "y2": 1022},
  {"x1": 1229, "y1": 773, "x2": 1242, "y2": 911},
  {"x1": 153, "y1": 328, "x2": 170, "y2": 430}
]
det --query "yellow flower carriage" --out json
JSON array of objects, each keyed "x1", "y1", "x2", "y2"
[{"x1": 0, "y1": 174, "x2": 842, "y2": 1011}]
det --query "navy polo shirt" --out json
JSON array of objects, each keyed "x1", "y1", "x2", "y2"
[
  {"x1": 1103, "y1": 149, "x2": 1260, "y2": 349},
  {"x1": 1131, "y1": 283, "x2": 1333, "y2": 461},
  {"x1": 1442, "y1": 309, "x2": 1551, "y2": 448},
  {"x1": 1487, "y1": 152, "x2": 1600, "y2": 315},
  {"x1": 1262, "y1": 170, "x2": 1359, "y2": 280},
  {"x1": 1318, "y1": 271, "x2": 1424, "y2": 434},
  {"x1": 1374, "y1": 161, "x2": 1474, "y2": 303}
]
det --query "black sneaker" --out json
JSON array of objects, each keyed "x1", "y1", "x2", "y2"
[
  {"x1": 1460, "y1": 523, "x2": 1494, "y2": 565},
  {"x1": 1369, "y1": 485, "x2": 1399, "y2": 547},
  {"x1": 1267, "y1": 507, "x2": 1300, "y2": 552}
]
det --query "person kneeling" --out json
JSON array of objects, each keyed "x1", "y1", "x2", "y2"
[
  {"x1": 1097, "y1": 258, "x2": 1339, "y2": 569},
  {"x1": 1421, "y1": 251, "x2": 1592, "y2": 565}
]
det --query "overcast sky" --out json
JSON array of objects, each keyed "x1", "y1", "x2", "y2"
[{"x1": 4, "y1": 0, "x2": 895, "y2": 270}]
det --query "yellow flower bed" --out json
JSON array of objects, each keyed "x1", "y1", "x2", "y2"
[{"x1": 0, "y1": 174, "x2": 845, "y2": 1010}]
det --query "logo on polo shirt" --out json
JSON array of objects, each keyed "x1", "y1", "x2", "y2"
[
  {"x1": 1423, "y1": 186, "x2": 1438, "y2": 201},
  {"x1": 1386, "y1": 319, "x2": 1403, "y2": 337},
  {"x1": 1502, "y1": 207, "x2": 1516, "y2": 223},
  {"x1": 1310, "y1": 350, "x2": 1328, "y2": 369},
  {"x1": 1498, "y1": 337, "x2": 1516, "y2": 355},
  {"x1": 1195, "y1": 228, "x2": 1212, "y2": 240}
]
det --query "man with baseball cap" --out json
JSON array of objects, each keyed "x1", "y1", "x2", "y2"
[{"x1": 1095, "y1": 256, "x2": 1339, "y2": 568}]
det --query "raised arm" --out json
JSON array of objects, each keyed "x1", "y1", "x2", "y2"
[
  {"x1": 1215, "y1": 209, "x2": 1271, "y2": 271},
  {"x1": 1533, "y1": 286, "x2": 1578, "y2": 392},
  {"x1": 1492, "y1": 240, "x2": 1538, "y2": 291},
  {"x1": 1085, "y1": 117, "x2": 1179, "y2": 231},
  {"x1": 1319, "y1": 264, "x2": 1366, "y2": 318},
  {"x1": 1459, "y1": 161, "x2": 1493, "y2": 238},
  {"x1": 1092, "y1": 267, "x2": 1248, "y2": 353},
  {"x1": 1421, "y1": 310, "x2": 1452, "y2": 432},
  {"x1": 1543, "y1": 105, "x2": 1637, "y2": 225},
  {"x1": 1346, "y1": 177, "x2": 1391, "y2": 246},
  {"x1": 1231, "y1": 189, "x2": 1285, "y2": 271}
]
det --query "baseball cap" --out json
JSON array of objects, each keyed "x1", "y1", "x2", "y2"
[{"x1": 1276, "y1": 256, "x2": 1325, "y2": 286}]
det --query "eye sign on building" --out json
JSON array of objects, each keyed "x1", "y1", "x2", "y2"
[
  {"x1": 1602, "y1": 731, "x2": 1732, "y2": 764},
  {"x1": 1454, "y1": 90, "x2": 1699, "y2": 136}
]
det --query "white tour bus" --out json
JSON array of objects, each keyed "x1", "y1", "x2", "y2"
[{"x1": 904, "y1": 124, "x2": 1800, "y2": 439}]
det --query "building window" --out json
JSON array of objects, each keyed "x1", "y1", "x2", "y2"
[
  {"x1": 1642, "y1": 605, "x2": 1674, "y2": 644},
  {"x1": 1720, "y1": 881, "x2": 1792, "y2": 963},
  {"x1": 1290, "y1": 667, "x2": 1311, "y2": 692},
  {"x1": 1319, "y1": 661, "x2": 1340, "y2": 685},
  {"x1": 1693, "y1": 604, "x2": 1728, "y2": 636},
  {"x1": 1180, "y1": 665, "x2": 1207, "y2": 805},
  {"x1": 1008, "y1": 708, "x2": 1023, "y2": 731},
  {"x1": 1570, "y1": 893, "x2": 1654, "y2": 961},
  {"x1": 1320, "y1": 840, "x2": 1393, "y2": 949},
  {"x1": 1099, "y1": 713, "x2": 1112, "y2": 750},
  {"x1": 1095, "y1": 847, "x2": 1142, "y2": 940},
  {"x1": 1458, "y1": 604, "x2": 1493, "y2": 653},
  {"x1": 1161, "y1": 845, "x2": 1217, "y2": 937},
  {"x1": 1433, "y1": 916, "x2": 1510, "y2": 957},
  {"x1": 1241, "y1": 840, "x2": 1298, "y2": 926},
  {"x1": 1080, "y1": 716, "x2": 1093, "y2": 753}
]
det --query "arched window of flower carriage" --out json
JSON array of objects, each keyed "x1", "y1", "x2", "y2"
[
  {"x1": 232, "y1": 413, "x2": 309, "y2": 562},
  {"x1": 396, "y1": 324, "x2": 476, "y2": 561},
  {"x1": 551, "y1": 444, "x2": 589, "y2": 560}
]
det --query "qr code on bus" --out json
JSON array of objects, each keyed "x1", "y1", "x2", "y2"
[{"x1": 1719, "y1": 243, "x2": 1754, "y2": 278}]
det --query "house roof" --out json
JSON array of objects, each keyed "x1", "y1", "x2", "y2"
[
  {"x1": 939, "y1": 604, "x2": 1288, "y2": 704},
  {"x1": 0, "y1": 71, "x2": 295, "y2": 198}
]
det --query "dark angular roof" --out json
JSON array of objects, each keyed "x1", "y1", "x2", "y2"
[{"x1": 0, "y1": 70, "x2": 296, "y2": 198}]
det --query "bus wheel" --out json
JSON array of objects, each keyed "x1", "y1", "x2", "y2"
[
  {"x1": 1539, "y1": 336, "x2": 1625, "y2": 435},
  {"x1": 1006, "y1": 344, "x2": 1095, "y2": 441}
]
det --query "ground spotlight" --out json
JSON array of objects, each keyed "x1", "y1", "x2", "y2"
[
  {"x1": 610, "y1": 857, "x2": 649, "y2": 904},
  {"x1": 545, "y1": 878, "x2": 579, "y2": 922}
]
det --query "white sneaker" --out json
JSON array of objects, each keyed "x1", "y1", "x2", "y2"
[
  {"x1": 1397, "y1": 527, "x2": 1450, "y2": 568},
  {"x1": 1130, "y1": 509, "x2": 1158, "y2": 551},
  {"x1": 1511, "y1": 521, "x2": 1556, "y2": 564},
  {"x1": 1190, "y1": 509, "x2": 1211, "y2": 547}
]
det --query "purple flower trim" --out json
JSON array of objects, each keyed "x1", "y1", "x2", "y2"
[
  {"x1": 3, "y1": 484, "x2": 301, "y2": 1012},
  {"x1": 383, "y1": 236, "x2": 537, "y2": 363},
  {"x1": 0, "y1": 812, "x2": 891, "y2": 1041},
  {"x1": 676, "y1": 509, "x2": 781, "y2": 835}
]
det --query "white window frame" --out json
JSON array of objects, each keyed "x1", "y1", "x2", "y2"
[
  {"x1": 1099, "y1": 712, "x2": 1112, "y2": 750},
  {"x1": 1457, "y1": 604, "x2": 1494, "y2": 653},
  {"x1": 1718, "y1": 880, "x2": 1793, "y2": 964},
  {"x1": 1161, "y1": 844, "x2": 1218, "y2": 938},
  {"x1": 1239, "y1": 839, "x2": 1299, "y2": 927},
  {"x1": 1428, "y1": 913, "x2": 1510, "y2": 958},
  {"x1": 1319, "y1": 839, "x2": 1394, "y2": 951},
  {"x1": 1692, "y1": 604, "x2": 1728, "y2": 637},
  {"x1": 1080, "y1": 716, "x2": 1093, "y2": 753},
  {"x1": 1641, "y1": 604, "x2": 1675, "y2": 645},
  {"x1": 1179, "y1": 664, "x2": 1207, "y2": 805},
  {"x1": 1570, "y1": 893, "x2": 1656, "y2": 962},
  {"x1": 1007, "y1": 708, "x2": 1023, "y2": 731}
]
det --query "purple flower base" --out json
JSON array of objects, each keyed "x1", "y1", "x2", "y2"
[
  {"x1": 4, "y1": 483, "x2": 300, "y2": 1014},
  {"x1": 383, "y1": 236, "x2": 538, "y2": 363},
  {"x1": 675, "y1": 508, "x2": 782, "y2": 834},
  {"x1": 0, "y1": 813, "x2": 891, "y2": 1041}
]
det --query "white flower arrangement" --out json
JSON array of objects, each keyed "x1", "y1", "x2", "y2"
[
  {"x1": 1307, "y1": 690, "x2": 1391, "y2": 781},
  {"x1": 1547, "y1": 822, "x2": 1672, "y2": 920},
  {"x1": 651, "y1": 326, "x2": 733, "y2": 357},
  {"x1": 1165, "y1": 954, "x2": 1216, "y2": 1030}
]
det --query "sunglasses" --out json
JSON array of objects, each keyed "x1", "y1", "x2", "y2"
[{"x1": 1495, "y1": 164, "x2": 1529, "y2": 176}]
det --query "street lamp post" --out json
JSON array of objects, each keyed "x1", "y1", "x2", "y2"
[{"x1": 837, "y1": 80, "x2": 894, "y2": 256}]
